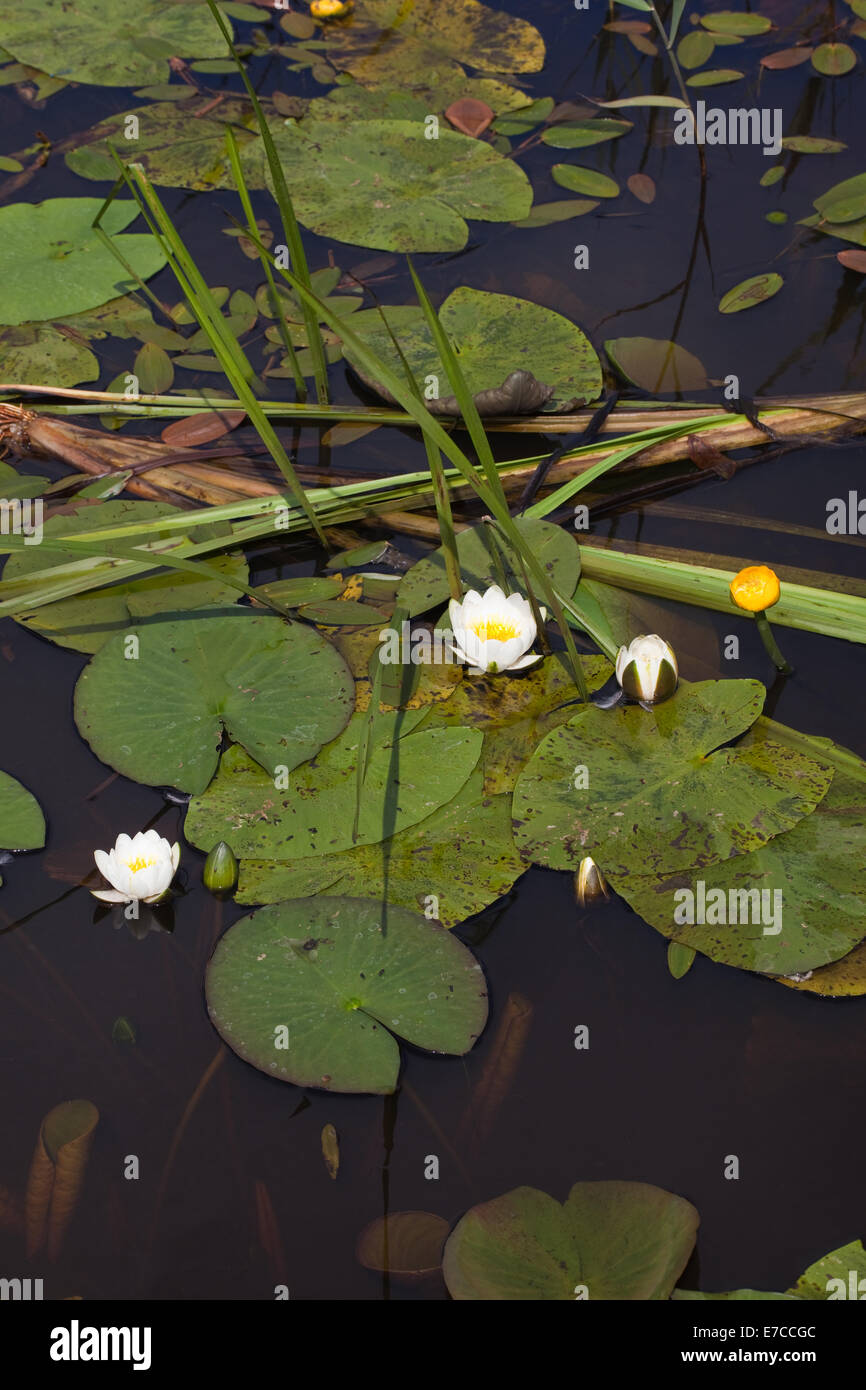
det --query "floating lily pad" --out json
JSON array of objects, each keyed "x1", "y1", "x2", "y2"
[
  {"x1": 66, "y1": 101, "x2": 271, "y2": 192},
  {"x1": 74, "y1": 613, "x2": 355, "y2": 794},
  {"x1": 0, "y1": 324, "x2": 98, "y2": 387},
  {"x1": 686, "y1": 68, "x2": 745, "y2": 86},
  {"x1": 781, "y1": 135, "x2": 846, "y2": 153},
  {"x1": 677, "y1": 32, "x2": 716, "y2": 67},
  {"x1": 512, "y1": 199, "x2": 599, "y2": 226},
  {"x1": 205, "y1": 895, "x2": 489, "y2": 1093},
  {"x1": 4, "y1": 502, "x2": 250, "y2": 653},
  {"x1": 442, "y1": 1181, "x2": 699, "y2": 1300},
  {"x1": 0, "y1": 199, "x2": 166, "y2": 327},
  {"x1": 237, "y1": 769, "x2": 526, "y2": 928},
  {"x1": 397, "y1": 517, "x2": 582, "y2": 618},
  {"x1": 0, "y1": 0, "x2": 232, "y2": 86},
  {"x1": 674, "y1": 1288, "x2": 799, "y2": 1300},
  {"x1": 718, "y1": 273, "x2": 784, "y2": 313},
  {"x1": 604, "y1": 337, "x2": 708, "y2": 392},
  {"x1": 814, "y1": 172, "x2": 866, "y2": 223},
  {"x1": 512, "y1": 680, "x2": 834, "y2": 878},
  {"x1": 811, "y1": 42, "x2": 857, "y2": 75},
  {"x1": 614, "y1": 753, "x2": 863, "y2": 977},
  {"x1": 699, "y1": 11, "x2": 772, "y2": 35},
  {"x1": 185, "y1": 716, "x2": 483, "y2": 859},
  {"x1": 269, "y1": 119, "x2": 531, "y2": 252},
  {"x1": 552, "y1": 165, "x2": 620, "y2": 198},
  {"x1": 0, "y1": 772, "x2": 45, "y2": 877},
  {"x1": 540, "y1": 119, "x2": 632, "y2": 148},
  {"x1": 789, "y1": 1241, "x2": 866, "y2": 1298},
  {"x1": 343, "y1": 288, "x2": 601, "y2": 415},
  {"x1": 779, "y1": 938, "x2": 866, "y2": 996},
  {"x1": 760, "y1": 47, "x2": 814, "y2": 69}
]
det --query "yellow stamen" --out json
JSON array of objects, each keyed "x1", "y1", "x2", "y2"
[
  {"x1": 468, "y1": 617, "x2": 520, "y2": 643},
  {"x1": 125, "y1": 857, "x2": 156, "y2": 874}
]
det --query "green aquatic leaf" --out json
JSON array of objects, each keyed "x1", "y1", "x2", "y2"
[
  {"x1": 3, "y1": 502, "x2": 249, "y2": 653},
  {"x1": 513, "y1": 199, "x2": 599, "y2": 226},
  {"x1": 778, "y1": 938, "x2": 866, "y2": 996},
  {"x1": 811, "y1": 42, "x2": 857, "y2": 75},
  {"x1": 492, "y1": 96, "x2": 555, "y2": 136},
  {"x1": 341, "y1": 288, "x2": 601, "y2": 414},
  {"x1": 0, "y1": 0, "x2": 232, "y2": 86},
  {"x1": 298, "y1": 599, "x2": 386, "y2": 626},
  {"x1": 0, "y1": 323, "x2": 98, "y2": 388},
  {"x1": 268, "y1": 119, "x2": 532, "y2": 253},
  {"x1": 674, "y1": 1288, "x2": 799, "y2": 1300},
  {"x1": 676, "y1": 32, "x2": 716, "y2": 68},
  {"x1": 604, "y1": 337, "x2": 708, "y2": 392},
  {"x1": 718, "y1": 273, "x2": 784, "y2": 312},
  {"x1": 551, "y1": 165, "x2": 620, "y2": 198},
  {"x1": 789, "y1": 1241, "x2": 866, "y2": 1299},
  {"x1": 397, "y1": 516, "x2": 582, "y2": 618},
  {"x1": 699, "y1": 11, "x2": 772, "y2": 35},
  {"x1": 686, "y1": 68, "x2": 745, "y2": 86},
  {"x1": 74, "y1": 613, "x2": 355, "y2": 794},
  {"x1": 781, "y1": 135, "x2": 846, "y2": 153},
  {"x1": 814, "y1": 172, "x2": 866, "y2": 223},
  {"x1": 442, "y1": 1181, "x2": 699, "y2": 1300},
  {"x1": 185, "y1": 716, "x2": 483, "y2": 859},
  {"x1": 615, "y1": 758, "x2": 864, "y2": 977},
  {"x1": 540, "y1": 119, "x2": 632, "y2": 149},
  {"x1": 205, "y1": 895, "x2": 489, "y2": 1093},
  {"x1": 237, "y1": 769, "x2": 526, "y2": 928},
  {"x1": 254, "y1": 577, "x2": 345, "y2": 606},
  {"x1": 0, "y1": 199, "x2": 166, "y2": 327},
  {"x1": 0, "y1": 772, "x2": 45, "y2": 877},
  {"x1": 667, "y1": 942, "x2": 696, "y2": 979},
  {"x1": 512, "y1": 680, "x2": 834, "y2": 878}
]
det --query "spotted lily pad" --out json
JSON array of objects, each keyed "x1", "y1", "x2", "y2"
[
  {"x1": 0, "y1": 324, "x2": 98, "y2": 388},
  {"x1": 269, "y1": 119, "x2": 532, "y2": 253},
  {"x1": 205, "y1": 895, "x2": 489, "y2": 1093},
  {"x1": 718, "y1": 273, "x2": 784, "y2": 313},
  {"x1": 0, "y1": 199, "x2": 166, "y2": 327},
  {"x1": 74, "y1": 613, "x2": 355, "y2": 794},
  {"x1": 0, "y1": 0, "x2": 232, "y2": 87},
  {"x1": 512, "y1": 680, "x2": 834, "y2": 878},
  {"x1": 442, "y1": 1181, "x2": 699, "y2": 1300}
]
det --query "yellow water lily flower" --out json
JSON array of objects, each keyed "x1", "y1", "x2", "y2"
[
  {"x1": 730, "y1": 564, "x2": 781, "y2": 613},
  {"x1": 311, "y1": 0, "x2": 353, "y2": 19},
  {"x1": 615, "y1": 634, "x2": 678, "y2": 704},
  {"x1": 448, "y1": 584, "x2": 542, "y2": 674},
  {"x1": 92, "y1": 830, "x2": 180, "y2": 905}
]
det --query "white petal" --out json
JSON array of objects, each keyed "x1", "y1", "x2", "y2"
[
  {"x1": 170, "y1": 843, "x2": 181, "y2": 873},
  {"x1": 480, "y1": 584, "x2": 506, "y2": 608},
  {"x1": 115, "y1": 833, "x2": 134, "y2": 858},
  {"x1": 93, "y1": 848, "x2": 112, "y2": 878},
  {"x1": 507, "y1": 651, "x2": 543, "y2": 670},
  {"x1": 91, "y1": 888, "x2": 130, "y2": 904}
]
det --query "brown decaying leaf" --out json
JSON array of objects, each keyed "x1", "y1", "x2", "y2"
[
  {"x1": 356, "y1": 1211, "x2": 450, "y2": 1279},
  {"x1": 321, "y1": 1123, "x2": 339, "y2": 1180},
  {"x1": 760, "y1": 47, "x2": 814, "y2": 69},
  {"x1": 604, "y1": 20, "x2": 653, "y2": 33},
  {"x1": 687, "y1": 433, "x2": 737, "y2": 479},
  {"x1": 26, "y1": 1101, "x2": 99, "y2": 1260},
  {"x1": 444, "y1": 98, "x2": 495, "y2": 138},
  {"x1": 629, "y1": 33, "x2": 659, "y2": 55},
  {"x1": 160, "y1": 410, "x2": 246, "y2": 447},
  {"x1": 837, "y1": 249, "x2": 866, "y2": 274},
  {"x1": 627, "y1": 173, "x2": 656, "y2": 204},
  {"x1": 457, "y1": 992, "x2": 533, "y2": 1156}
]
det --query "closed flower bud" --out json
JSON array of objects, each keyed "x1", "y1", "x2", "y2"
[
  {"x1": 615, "y1": 634, "x2": 678, "y2": 705},
  {"x1": 729, "y1": 564, "x2": 780, "y2": 613},
  {"x1": 311, "y1": 0, "x2": 353, "y2": 19},
  {"x1": 575, "y1": 856, "x2": 609, "y2": 907},
  {"x1": 203, "y1": 841, "x2": 239, "y2": 895}
]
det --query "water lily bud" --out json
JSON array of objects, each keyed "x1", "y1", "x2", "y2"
[
  {"x1": 575, "y1": 856, "x2": 609, "y2": 907},
  {"x1": 730, "y1": 564, "x2": 781, "y2": 613},
  {"x1": 615, "y1": 634, "x2": 678, "y2": 705},
  {"x1": 203, "y1": 841, "x2": 239, "y2": 896},
  {"x1": 311, "y1": 0, "x2": 353, "y2": 19}
]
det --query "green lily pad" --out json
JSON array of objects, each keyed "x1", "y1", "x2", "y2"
[
  {"x1": 674, "y1": 1288, "x2": 799, "y2": 1300},
  {"x1": 74, "y1": 613, "x2": 355, "y2": 794},
  {"x1": 205, "y1": 895, "x2": 489, "y2": 1093},
  {"x1": 604, "y1": 337, "x2": 708, "y2": 392},
  {"x1": 801, "y1": 211, "x2": 866, "y2": 246},
  {"x1": 0, "y1": 323, "x2": 98, "y2": 387},
  {"x1": 814, "y1": 172, "x2": 866, "y2": 223},
  {"x1": 614, "y1": 758, "x2": 864, "y2": 977},
  {"x1": 718, "y1": 273, "x2": 784, "y2": 313},
  {"x1": 442, "y1": 1181, "x2": 699, "y2": 1300},
  {"x1": 185, "y1": 716, "x2": 483, "y2": 858},
  {"x1": 3, "y1": 502, "x2": 250, "y2": 654},
  {"x1": 297, "y1": 599, "x2": 386, "y2": 626},
  {"x1": 0, "y1": 199, "x2": 166, "y2": 327},
  {"x1": 492, "y1": 96, "x2": 555, "y2": 135},
  {"x1": 397, "y1": 516, "x2": 582, "y2": 618},
  {"x1": 789, "y1": 1241, "x2": 866, "y2": 1299},
  {"x1": 778, "y1": 938, "x2": 866, "y2": 996},
  {"x1": 676, "y1": 32, "x2": 716, "y2": 67},
  {"x1": 512, "y1": 199, "x2": 599, "y2": 226},
  {"x1": 551, "y1": 165, "x2": 620, "y2": 198},
  {"x1": 254, "y1": 577, "x2": 345, "y2": 607},
  {"x1": 540, "y1": 119, "x2": 632, "y2": 148},
  {"x1": 0, "y1": 771, "x2": 45, "y2": 877},
  {"x1": 237, "y1": 769, "x2": 526, "y2": 928},
  {"x1": 781, "y1": 135, "x2": 846, "y2": 153},
  {"x1": 699, "y1": 11, "x2": 772, "y2": 35},
  {"x1": 811, "y1": 42, "x2": 857, "y2": 75},
  {"x1": 686, "y1": 68, "x2": 745, "y2": 86},
  {"x1": 512, "y1": 680, "x2": 834, "y2": 878},
  {"x1": 269, "y1": 119, "x2": 532, "y2": 253},
  {"x1": 0, "y1": 0, "x2": 232, "y2": 86},
  {"x1": 342, "y1": 288, "x2": 601, "y2": 414}
]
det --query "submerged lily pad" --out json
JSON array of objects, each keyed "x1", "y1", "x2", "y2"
[
  {"x1": 342, "y1": 288, "x2": 601, "y2": 413},
  {"x1": 604, "y1": 337, "x2": 708, "y2": 392},
  {"x1": 4, "y1": 502, "x2": 250, "y2": 653},
  {"x1": 0, "y1": 324, "x2": 98, "y2": 387},
  {"x1": 0, "y1": 199, "x2": 166, "y2": 327},
  {"x1": 0, "y1": 0, "x2": 232, "y2": 87},
  {"x1": 269, "y1": 119, "x2": 532, "y2": 253},
  {"x1": 512, "y1": 680, "x2": 834, "y2": 878},
  {"x1": 0, "y1": 772, "x2": 45, "y2": 874},
  {"x1": 442, "y1": 1181, "x2": 699, "y2": 1300},
  {"x1": 74, "y1": 614, "x2": 355, "y2": 794},
  {"x1": 397, "y1": 517, "x2": 582, "y2": 618},
  {"x1": 205, "y1": 896, "x2": 489, "y2": 1093},
  {"x1": 237, "y1": 769, "x2": 526, "y2": 928}
]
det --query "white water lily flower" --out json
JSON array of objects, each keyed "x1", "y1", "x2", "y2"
[
  {"x1": 92, "y1": 830, "x2": 180, "y2": 905},
  {"x1": 615, "y1": 634, "x2": 678, "y2": 705},
  {"x1": 449, "y1": 584, "x2": 542, "y2": 674}
]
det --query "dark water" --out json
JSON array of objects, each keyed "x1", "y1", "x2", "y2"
[{"x1": 0, "y1": 1, "x2": 864, "y2": 1300}]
